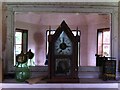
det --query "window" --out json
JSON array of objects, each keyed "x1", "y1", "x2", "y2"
[
  {"x1": 97, "y1": 28, "x2": 110, "y2": 57},
  {"x1": 14, "y1": 28, "x2": 28, "y2": 65}
]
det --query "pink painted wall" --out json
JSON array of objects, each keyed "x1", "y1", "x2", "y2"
[
  {"x1": 87, "y1": 14, "x2": 110, "y2": 66},
  {"x1": 15, "y1": 22, "x2": 47, "y2": 65},
  {"x1": 15, "y1": 13, "x2": 110, "y2": 66}
]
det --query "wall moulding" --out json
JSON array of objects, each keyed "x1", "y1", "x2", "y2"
[{"x1": 6, "y1": 2, "x2": 118, "y2": 7}]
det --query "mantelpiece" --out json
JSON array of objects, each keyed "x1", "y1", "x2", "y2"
[{"x1": 0, "y1": 82, "x2": 118, "y2": 90}]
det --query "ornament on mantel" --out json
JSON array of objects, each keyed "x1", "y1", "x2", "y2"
[
  {"x1": 16, "y1": 51, "x2": 27, "y2": 64},
  {"x1": 26, "y1": 49, "x2": 34, "y2": 66},
  {"x1": 15, "y1": 49, "x2": 34, "y2": 82},
  {"x1": 26, "y1": 49, "x2": 34, "y2": 59}
]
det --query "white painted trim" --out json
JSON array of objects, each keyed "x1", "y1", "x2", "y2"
[
  {"x1": 1, "y1": 83, "x2": 118, "y2": 88},
  {"x1": 1, "y1": 0, "x2": 119, "y2": 2}
]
